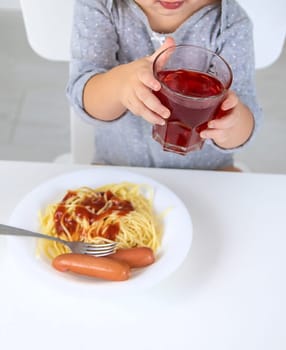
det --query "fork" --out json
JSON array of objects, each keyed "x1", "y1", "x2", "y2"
[{"x1": 0, "y1": 224, "x2": 117, "y2": 257}]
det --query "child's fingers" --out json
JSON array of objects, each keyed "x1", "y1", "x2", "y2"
[
  {"x1": 134, "y1": 85, "x2": 170, "y2": 119},
  {"x1": 200, "y1": 128, "x2": 228, "y2": 144},
  {"x1": 137, "y1": 68, "x2": 161, "y2": 91},
  {"x1": 201, "y1": 112, "x2": 238, "y2": 141},
  {"x1": 138, "y1": 37, "x2": 176, "y2": 91},
  {"x1": 149, "y1": 36, "x2": 176, "y2": 62},
  {"x1": 148, "y1": 37, "x2": 176, "y2": 73},
  {"x1": 221, "y1": 90, "x2": 238, "y2": 110},
  {"x1": 208, "y1": 111, "x2": 239, "y2": 129},
  {"x1": 126, "y1": 91, "x2": 166, "y2": 125},
  {"x1": 140, "y1": 107, "x2": 165, "y2": 125}
]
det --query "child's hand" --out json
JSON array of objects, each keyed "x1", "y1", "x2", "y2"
[
  {"x1": 200, "y1": 91, "x2": 255, "y2": 149},
  {"x1": 118, "y1": 37, "x2": 175, "y2": 125}
]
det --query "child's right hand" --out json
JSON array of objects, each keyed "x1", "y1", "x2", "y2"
[{"x1": 118, "y1": 37, "x2": 175, "y2": 125}]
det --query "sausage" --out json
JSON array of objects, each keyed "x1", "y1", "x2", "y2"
[
  {"x1": 52, "y1": 253, "x2": 130, "y2": 281},
  {"x1": 109, "y1": 247, "x2": 155, "y2": 268}
]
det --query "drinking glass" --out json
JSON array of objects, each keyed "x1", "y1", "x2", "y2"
[{"x1": 152, "y1": 45, "x2": 233, "y2": 155}]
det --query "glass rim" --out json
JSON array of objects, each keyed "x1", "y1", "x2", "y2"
[{"x1": 153, "y1": 44, "x2": 233, "y2": 101}]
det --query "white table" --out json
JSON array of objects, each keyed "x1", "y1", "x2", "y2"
[{"x1": 1, "y1": 160, "x2": 286, "y2": 349}]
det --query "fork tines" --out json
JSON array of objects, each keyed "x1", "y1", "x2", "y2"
[{"x1": 82, "y1": 242, "x2": 117, "y2": 256}]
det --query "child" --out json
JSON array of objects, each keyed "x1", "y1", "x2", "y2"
[{"x1": 67, "y1": 0, "x2": 262, "y2": 170}]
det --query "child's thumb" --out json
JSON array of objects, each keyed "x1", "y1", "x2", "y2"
[{"x1": 149, "y1": 36, "x2": 175, "y2": 62}]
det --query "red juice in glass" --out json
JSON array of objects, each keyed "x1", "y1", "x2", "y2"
[{"x1": 152, "y1": 45, "x2": 232, "y2": 155}]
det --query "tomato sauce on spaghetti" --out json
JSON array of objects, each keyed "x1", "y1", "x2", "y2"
[{"x1": 54, "y1": 190, "x2": 134, "y2": 240}]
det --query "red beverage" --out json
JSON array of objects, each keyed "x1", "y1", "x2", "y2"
[{"x1": 153, "y1": 69, "x2": 225, "y2": 154}]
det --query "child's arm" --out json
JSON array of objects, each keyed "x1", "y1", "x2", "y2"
[{"x1": 82, "y1": 38, "x2": 174, "y2": 125}]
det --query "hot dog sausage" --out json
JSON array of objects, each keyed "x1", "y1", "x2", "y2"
[
  {"x1": 109, "y1": 247, "x2": 155, "y2": 268},
  {"x1": 52, "y1": 253, "x2": 130, "y2": 281}
]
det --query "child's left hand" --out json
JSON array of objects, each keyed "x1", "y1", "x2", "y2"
[{"x1": 200, "y1": 91, "x2": 255, "y2": 149}]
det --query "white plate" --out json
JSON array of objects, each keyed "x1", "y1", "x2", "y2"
[{"x1": 8, "y1": 168, "x2": 192, "y2": 295}]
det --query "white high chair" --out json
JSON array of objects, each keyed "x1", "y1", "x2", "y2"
[{"x1": 19, "y1": 0, "x2": 286, "y2": 164}]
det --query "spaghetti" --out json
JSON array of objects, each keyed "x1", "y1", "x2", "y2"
[{"x1": 39, "y1": 182, "x2": 162, "y2": 259}]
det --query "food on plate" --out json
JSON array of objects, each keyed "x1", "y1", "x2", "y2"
[
  {"x1": 52, "y1": 247, "x2": 156, "y2": 280},
  {"x1": 109, "y1": 247, "x2": 155, "y2": 268},
  {"x1": 52, "y1": 246, "x2": 155, "y2": 280},
  {"x1": 39, "y1": 182, "x2": 162, "y2": 260},
  {"x1": 52, "y1": 253, "x2": 130, "y2": 281}
]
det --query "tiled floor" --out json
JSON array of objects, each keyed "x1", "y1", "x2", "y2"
[{"x1": 0, "y1": 10, "x2": 286, "y2": 173}]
